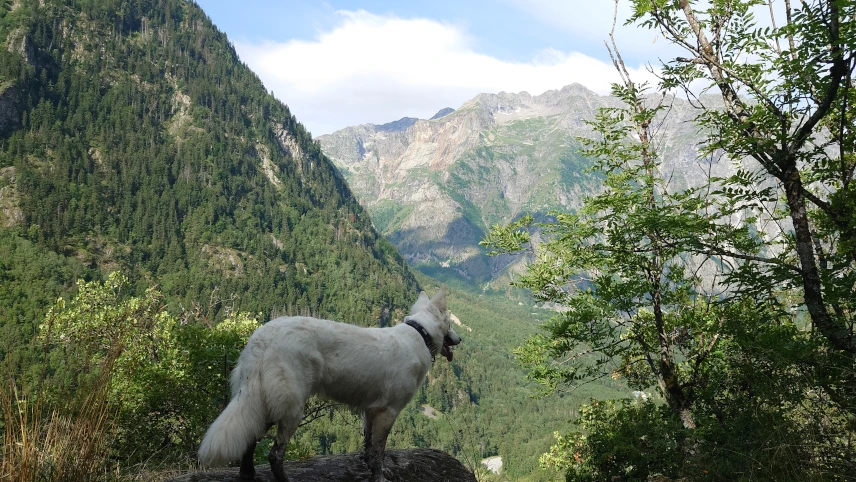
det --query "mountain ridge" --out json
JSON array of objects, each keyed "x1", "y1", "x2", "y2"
[
  {"x1": 318, "y1": 83, "x2": 718, "y2": 283},
  {"x1": 0, "y1": 0, "x2": 418, "y2": 333}
]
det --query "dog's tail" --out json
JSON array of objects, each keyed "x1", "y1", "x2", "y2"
[{"x1": 198, "y1": 344, "x2": 267, "y2": 467}]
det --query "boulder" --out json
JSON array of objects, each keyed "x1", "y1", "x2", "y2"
[{"x1": 167, "y1": 448, "x2": 477, "y2": 482}]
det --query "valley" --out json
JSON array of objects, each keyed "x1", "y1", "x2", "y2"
[
  {"x1": 3, "y1": 1, "x2": 853, "y2": 481},
  {"x1": 0, "y1": 1, "x2": 629, "y2": 480}
]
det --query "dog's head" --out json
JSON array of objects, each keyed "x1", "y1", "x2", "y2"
[{"x1": 407, "y1": 287, "x2": 461, "y2": 362}]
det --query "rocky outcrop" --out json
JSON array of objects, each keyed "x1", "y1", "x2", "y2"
[
  {"x1": 0, "y1": 167, "x2": 23, "y2": 228},
  {"x1": 273, "y1": 124, "x2": 304, "y2": 164},
  {"x1": 318, "y1": 84, "x2": 726, "y2": 283},
  {"x1": 167, "y1": 449, "x2": 477, "y2": 482},
  {"x1": 6, "y1": 27, "x2": 35, "y2": 65}
]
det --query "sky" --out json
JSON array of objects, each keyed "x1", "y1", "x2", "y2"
[{"x1": 197, "y1": 1, "x2": 682, "y2": 135}]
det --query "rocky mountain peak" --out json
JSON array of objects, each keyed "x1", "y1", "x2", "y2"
[
  {"x1": 376, "y1": 116, "x2": 419, "y2": 132},
  {"x1": 430, "y1": 107, "x2": 455, "y2": 120},
  {"x1": 318, "y1": 85, "x2": 716, "y2": 284}
]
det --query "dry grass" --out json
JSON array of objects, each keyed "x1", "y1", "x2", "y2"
[{"x1": 1, "y1": 348, "x2": 119, "y2": 482}]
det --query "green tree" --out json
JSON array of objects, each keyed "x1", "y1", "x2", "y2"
[
  {"x1": 628, "y1": 0, "x2": 856, "y2": 355},
  {"x1": 483, "y1": 1, "x2": 856, "y2": 479},
  {"x1": 483, "y1": 37, "x2": 719, "y2": 430}
]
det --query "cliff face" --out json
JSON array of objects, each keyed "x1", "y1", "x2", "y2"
[{"x1": 319, "y1": 84, "x2": 721, "y2": 283}]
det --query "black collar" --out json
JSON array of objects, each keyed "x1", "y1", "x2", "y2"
[{"x1": 405, "y1": 319, "x2": 436, "y2": 361}]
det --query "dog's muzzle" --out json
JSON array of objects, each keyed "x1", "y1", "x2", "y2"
[{"x1": 441, "y1": 331, "x2": 461, "y2": 362}]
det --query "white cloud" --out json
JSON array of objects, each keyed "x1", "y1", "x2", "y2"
[
  {"x1": 508, "y1": 0, "x2": 784, "y2": 60},
  {"x1": 502, "y1": 0, "x2": 678, "y2": 62},
  {"x1": 235, "y1": 10, "x2": 658, "y2": 135}
]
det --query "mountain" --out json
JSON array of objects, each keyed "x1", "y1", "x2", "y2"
[
  {"x1": 429, "y1": 107, "x2": 454, "y2": 120},
  {"x1": 0, "y1": 4, "x2": 652, "y2": 480},
  {"x1": 318, "y1": 84, "x2": 723, "y2": 283},
  {"x1": 0, "y1": 0, "x2": 419, "y2": 340}
]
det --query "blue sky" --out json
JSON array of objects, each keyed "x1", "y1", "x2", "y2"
[{"x1": 196, "y1": 1, "x2": 673, "y2": 135}]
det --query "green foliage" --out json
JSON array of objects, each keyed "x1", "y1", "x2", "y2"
[
  {"x1": 0, "y1": 231, "x2": 91, "y2": 353},
  {"x1": 34, "y1": 273, "x2": 261, "y2": 466},
  {"x1": 480, "y1": 214, "x2": 533, "y2": 257},
  {"x1": 541, "y1": 400, "x2": 688, "y2": 482},
  {"x1": 369, "y1": 199, "x2": 414, "y2": 235},
  {"x1": 483, "y1": 2, "x2": 856, "y2": 478},
  {"x1": 484, "y1": 81, "x2": 715, "y2": 423},
  {"x1": 627, "y1": 0, "x2": 856, "y2": 356}
]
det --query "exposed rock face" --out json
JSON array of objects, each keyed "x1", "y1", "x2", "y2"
[
  {"x1": 6, "y1": 27, "x2": 35, "y2": 65},
  {"x1": 318, "y1": 84, "x2": 724, "y2": 283},
  {"x1": 0, "y1": 167, "x2": 23, "y2": 228},
  {"x1": 166, "y1": 449, "x2": 477, "y2": 482}
]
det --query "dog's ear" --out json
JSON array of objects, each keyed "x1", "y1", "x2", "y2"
[
  {"x1": 430, "y1": 286, "x2": 447, "y2": 313},
  {"x1": 411, "y1": 291, "x2": 431, "y2": 313}
]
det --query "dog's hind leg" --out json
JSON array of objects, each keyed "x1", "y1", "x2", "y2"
[
  {"x1": 268, "y1": 406, "x2": 303, "y2": 482},
  {"x1": 365, "y1": 408, "x2": 399, "y2": 482},
  {"x1": 238, "y1": 441, "x2": 256, "y2": 480}
]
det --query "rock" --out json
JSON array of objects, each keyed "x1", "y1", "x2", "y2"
[{"x1": 166, "y1": 448, "x2": 477, "y2": 482}]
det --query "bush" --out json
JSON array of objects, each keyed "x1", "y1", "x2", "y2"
[
  {"x1": 541, "y1": 399, "x2": 688, "y2": 482},
  {"x1": 1, "y1": 273, "x2": 261, "y2": 480}
]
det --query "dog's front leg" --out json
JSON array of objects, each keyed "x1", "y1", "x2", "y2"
[
  {"x1": 365, "y1": 408, "x2": 398, "y2": 482},
  {"x1": 361, "y1": 411, "x2": 374, "y2": 464}
]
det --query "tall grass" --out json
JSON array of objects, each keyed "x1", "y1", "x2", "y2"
[{"x1": 1, "y1": 340, "x2": 120, "y2": 481}]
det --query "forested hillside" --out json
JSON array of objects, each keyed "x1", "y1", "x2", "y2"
[
  {"x1": 0, "y1": 1, "x2": 622, "y2": 480},
  {"x1": 0, "y1": 0, "x2": 424, "y2": 475},
  {"x1": 0, "y1": 0, "x2": 418, "y2": 346}
]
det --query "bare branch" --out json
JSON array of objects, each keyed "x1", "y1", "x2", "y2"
[{"x1": 768, "y1": 0, "x2": 782, "y2": 55}]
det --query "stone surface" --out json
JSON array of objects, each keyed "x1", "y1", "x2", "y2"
[{"x1": 167, "y1": 449, "x2": 477, "y2": 482}]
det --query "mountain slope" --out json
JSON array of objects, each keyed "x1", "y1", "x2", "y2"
[
  {"x1": 0, "y1": 0, "x2": 418, "y2": 339},
  {"x1": 318, "y1": 85, "x2": 721, "y2": 283}
]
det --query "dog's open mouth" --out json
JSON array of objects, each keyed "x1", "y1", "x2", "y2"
[{"x1": 441, "y1": 335, "x2": 459, "y2": 362}]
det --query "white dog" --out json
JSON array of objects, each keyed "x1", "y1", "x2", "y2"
[{"x1": 198, "y1": 288, "x2": 461, "y2": 482}]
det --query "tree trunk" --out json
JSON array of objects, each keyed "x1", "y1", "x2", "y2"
[{"x1": 782, "y1": 164, "x2": 856, "y2": 353}]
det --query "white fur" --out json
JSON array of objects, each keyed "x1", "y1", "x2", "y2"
[{"x1": 198, "y1": 288, "x2": 460, "y2": 481}]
